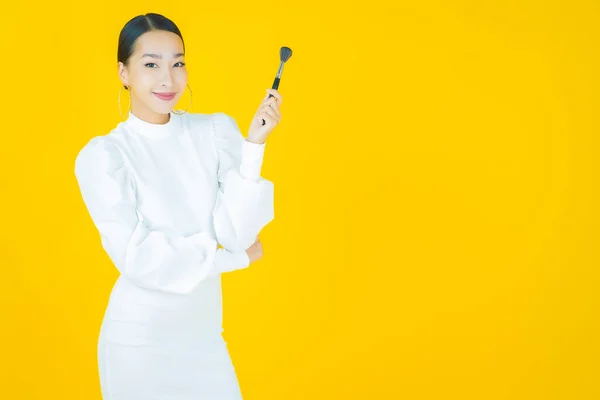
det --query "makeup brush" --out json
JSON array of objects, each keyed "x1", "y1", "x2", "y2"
[{"x1": 262, "y1": 46, "x2": 293, "y2": 126}]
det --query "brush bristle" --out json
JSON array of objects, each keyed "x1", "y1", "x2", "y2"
[{"x1": 280, "y1": 47, "x2": 293, "y2": 63}]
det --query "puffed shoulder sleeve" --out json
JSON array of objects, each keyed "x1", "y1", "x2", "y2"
[
  {"x1": 74, "y1": 136, "x2": 250, "y2": 295},
  {"x1": 211, "y1": 112, "x2": 275, "y2": 253}
]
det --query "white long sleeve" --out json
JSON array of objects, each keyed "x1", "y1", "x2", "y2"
[
  {"x1": 84, "y1": 110, "x2": 277, "y2": 399},
  {"x1": 74, "y1": 136, "x2": 251, "y2": 295},
  {"x1": 210, "y1": 112, "x2": 275, "y2": 253}
]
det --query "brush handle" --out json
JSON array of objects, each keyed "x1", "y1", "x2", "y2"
[{"x1": 261, "y1": 77, "x2": 280, "y2": 126}]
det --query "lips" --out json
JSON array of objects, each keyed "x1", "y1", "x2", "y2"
[{"x1": 153, "y1": 92, "x2": 177, "y2": 101}]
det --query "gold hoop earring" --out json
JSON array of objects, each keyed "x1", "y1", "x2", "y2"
[
  {"x1": 118, "y1": 85, "x2": 131, "y2": 120},
  {"x1": 172, "y1": 84, "x2": 193, "y2": 115}
]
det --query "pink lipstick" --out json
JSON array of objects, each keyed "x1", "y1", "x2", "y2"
[{"x1": 153, "y1": 92, "x2": 176, "y2": 101}]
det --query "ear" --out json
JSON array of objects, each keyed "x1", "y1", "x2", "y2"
[{"x1": 117, "y1": 62, "x2": 130, "y2": 88}]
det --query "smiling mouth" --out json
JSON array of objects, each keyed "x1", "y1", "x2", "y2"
[{"x1": 153, "y1": 92, "x2": 177, "y2": 101}]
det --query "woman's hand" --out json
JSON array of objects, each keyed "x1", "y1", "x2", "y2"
[
  {"x1": 247, "y1": 89, "x2": 283, "y2": 144},
  {"x1": 245, "y1": 235, "x2": 263, "y2": 263}
]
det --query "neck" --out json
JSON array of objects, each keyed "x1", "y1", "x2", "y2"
[{"x1": 130, "y1": 99, "x2": 170, "y2": 124}]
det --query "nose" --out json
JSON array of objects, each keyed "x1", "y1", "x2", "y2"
[{"x1": 159, "y1": 68, "x2": 174, "y2": 88}]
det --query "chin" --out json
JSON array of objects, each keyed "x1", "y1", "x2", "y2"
[
  {"x1": 156, "y1": 97, "x2": 182, "y2": 114},
  {"x1": 150, "y1": 103, "x2": 175, "y2": 115}
]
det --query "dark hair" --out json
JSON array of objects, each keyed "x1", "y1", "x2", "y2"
[{"x1": 117, "y1": 13, "x2": 185, "y2": 90}]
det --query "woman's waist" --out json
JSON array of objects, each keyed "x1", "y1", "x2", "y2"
[{"x1": 104, "y1": 275, "x2": 224, "y2": 324}]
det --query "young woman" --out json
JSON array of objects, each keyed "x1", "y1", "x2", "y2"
[{"x1": 74, "y1": 13, "x2": 281, "y2": 399}]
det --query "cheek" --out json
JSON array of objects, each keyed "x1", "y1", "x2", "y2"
[
  {"x1": 174, "y1": 68, "x2": 188, "y2": 86},
  {"x1": 129, "y1": 67, "x2": 154, "y2": 88},
  {"x1": 138, "y1": 72, "x2": 156, "y2": 89}
]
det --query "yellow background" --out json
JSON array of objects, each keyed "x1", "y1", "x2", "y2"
[{"x1": 1, "y1": 0, "x2": 599, "y2": 398}]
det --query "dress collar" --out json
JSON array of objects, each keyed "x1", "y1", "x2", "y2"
[{"x1": 124, "y1": 110, "x2": 182, "y2": 139}]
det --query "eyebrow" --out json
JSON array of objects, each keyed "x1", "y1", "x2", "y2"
[{"x1": 141, "y1": 52, "x2": 185, "y2": 59}]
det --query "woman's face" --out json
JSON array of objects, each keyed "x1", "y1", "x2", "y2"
[{"x1": 118, "y1": 30, "x2": 188, "y2": 122}]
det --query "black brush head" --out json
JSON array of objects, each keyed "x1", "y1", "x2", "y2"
[{"x1": 280, "y1": 47, "x2": 293, "y2": 63}]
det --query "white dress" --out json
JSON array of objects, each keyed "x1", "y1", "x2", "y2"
[{"x1": 74, "y1": 110, "x2": 274, "y2": 399}]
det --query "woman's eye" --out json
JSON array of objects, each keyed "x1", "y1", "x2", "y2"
[{"x1": 144, "y1": 62, "x2": 185, "y2": 68}]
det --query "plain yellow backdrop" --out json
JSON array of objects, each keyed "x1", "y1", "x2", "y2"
[{"x1": 1, "y1": 0, "x2": 599, "y2": 399}]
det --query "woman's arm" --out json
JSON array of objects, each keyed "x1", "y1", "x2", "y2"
[
  {"x1": 75, "y1": 136, "x2": 250, "y2": 295},
  {"x1": 210, "y1": 112, "x2": 275, "y2": 253}
]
